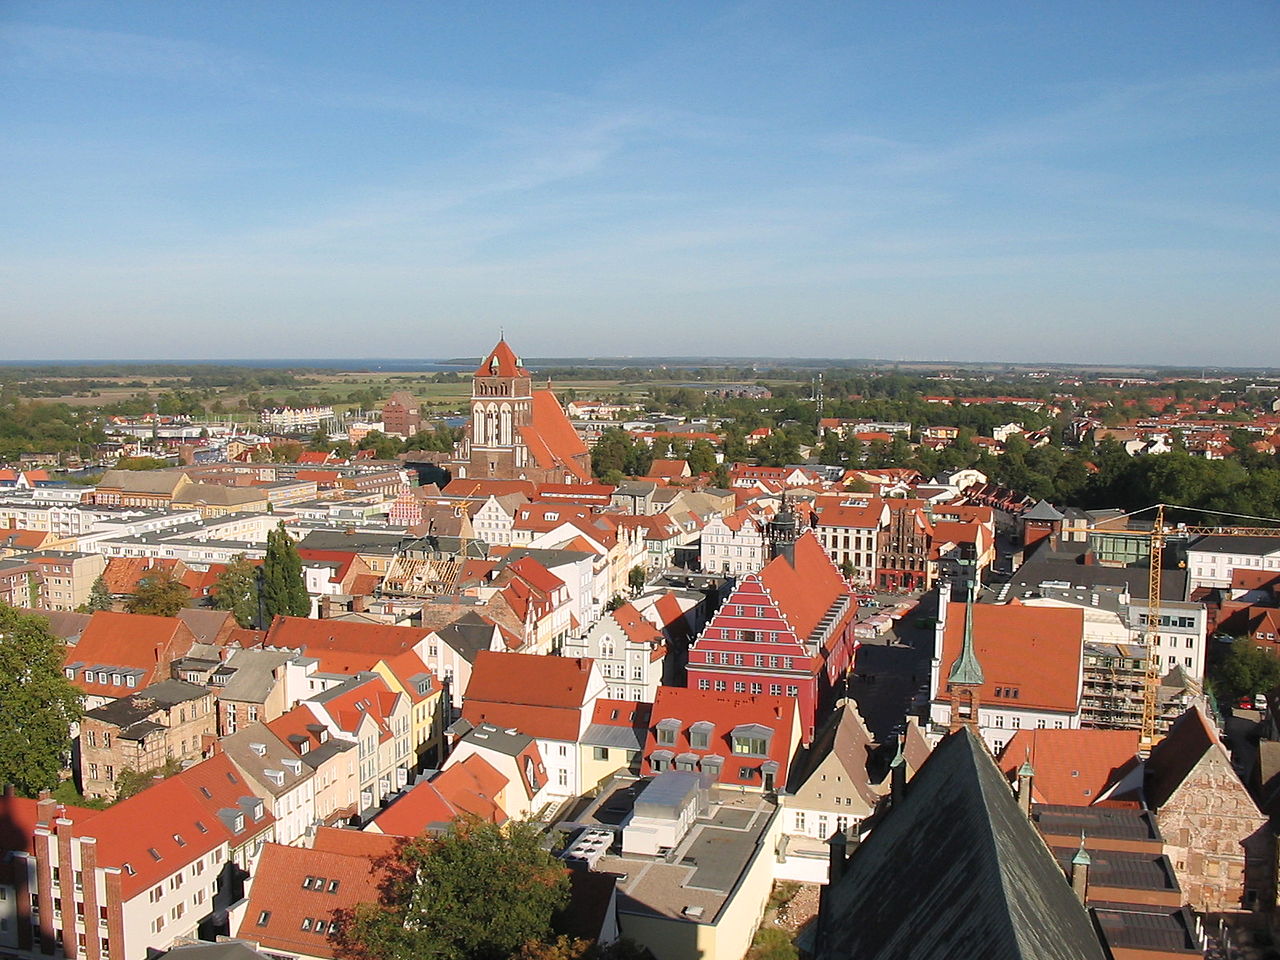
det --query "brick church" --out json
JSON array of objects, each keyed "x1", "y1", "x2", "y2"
[{"x1": 447, "y1": 338, "x2": 593, "y2": 484}]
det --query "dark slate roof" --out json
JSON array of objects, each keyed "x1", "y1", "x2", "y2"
[
  {"x1": 1188, "y1": 535, "x2": 1280, "y2": 556},
  {"x1": 1022, "y1": 500, "x2": 1065, "y2": 522},
  {"x1": 432, "y1": 611, "x2": 498, "y2": 664},
  {"x1": 1006, "y1": 544, "x2": 1187, "y2": 603},
  {"x1": 812, "y1": 727, "x2": 1106, "y2": 960}
]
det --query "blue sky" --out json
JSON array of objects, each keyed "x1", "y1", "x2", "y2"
[{"x1": 2, "y1": 2, "x2": 1277, "y2": 365}]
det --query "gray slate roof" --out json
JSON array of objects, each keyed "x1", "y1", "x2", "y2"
[{"x1": 812, "y1": 727, "x2": 1106, "y2": 960}]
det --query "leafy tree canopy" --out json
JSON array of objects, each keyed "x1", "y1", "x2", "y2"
[
  {"x1": 337, "y1": 820, "x2": 570, "y2": 960},
  {"x1": 0, "y1": 603, "x2": 84, "y2": 796},
  {"x1": 212, "y1": 554, "x2": 260, "y2": 628},
  {"x1": 125, "y1": 568, "x2": 189, "y2": 617}
]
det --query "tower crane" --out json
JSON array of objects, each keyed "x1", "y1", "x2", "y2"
[{"x1": 1087, "y1": 503, "x2": 1280, "y2": 752}]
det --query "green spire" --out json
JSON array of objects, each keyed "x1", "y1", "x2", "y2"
[
  {"x1": 890, "y1": 730, "x2": 906, "y2": 769},
  {"x1": 947, "y1": 581, "x2": 985, "y2": 686},
  {"x1": 1072, "y1": 832, "x2": 1091, "y2": 866}
]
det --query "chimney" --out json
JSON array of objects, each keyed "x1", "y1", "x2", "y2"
[
  {"x1": 826, "y1": 828, "x2": 849, "y2": 886},
  {"x1": 1071, "y1": 836, "x2": 1091, "y2": 903},
  {"x1": 1017, "y1": 760, "x2": 1034, "y2": 818}
]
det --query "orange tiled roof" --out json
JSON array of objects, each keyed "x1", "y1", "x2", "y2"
[
  {"x1": 474, "y1": 338, "x2": 529, "y2": 377},
  {"x1": 937, "y1": 602, "x2": 1084, "y2": 714},
  {"x1": 236, "y1": 840, "x2": 391, "y2": 958},
  {"x1": 997, "y1": 729, "x2": 1139, "y2": 805}
]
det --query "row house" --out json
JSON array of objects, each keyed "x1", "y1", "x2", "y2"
[
  {"x1": 266, "y1": 707, "x2": 360, "y2": 828},
  {"x1": 459, "y1": 651, "x2": 606, "y2": 800},
  {"x1": 562, "y1": 601, "x2": 667, "y2": 702},
  {"x1": 579, "y1": 699, "x2": 651, "y2": 790},
  {"x1": 640, "y1": 687, "x2": 800, "y2": 792},
  {"x1": 929, "y1": 587, "x2": 1087, "y2": 754},
  {"x1": 64, "y1": 612, "x2": 199, "y2": 709},
  {"x1": 810, "y1": 496, "x2": 888, "y2": 585},
  {"x1": 875, "y1": 500, "x2": 933, "y2": 591},
  {"x1": 524, "y1": 516, "x2": 646, "y2": 614},
  {"x1": 616, "y1": 513, "x2": 690, "y2": 570},
  {"x1": 699, "y1": 508, "x2": 769, "y2": 576},
  {"x1": 219, "y1": 724, "x2": 317, "y2": 847},
  {"x1": 687, "y1": 528, "x2": 858, "y2": 744},
  {"x1": 79, "y1": 680, "x2": 215, "y2": 800},
  {"x1": 302, "y1": 672, "x2": 411, "y2": 817},
  {"x1": 0, "y1": 754, "x2": 275, "y2": 960},
  {"x1": 468, "y1": 492, "x2": 529, "y2": 546}
]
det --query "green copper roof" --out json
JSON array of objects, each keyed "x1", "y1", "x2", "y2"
[{"x1": 948, "y1": 584, "x2": 985, "y2": 687}]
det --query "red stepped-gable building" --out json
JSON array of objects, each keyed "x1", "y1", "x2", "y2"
[{"x1": 686, "y1": 518, "x2": 859, "y2": 744}]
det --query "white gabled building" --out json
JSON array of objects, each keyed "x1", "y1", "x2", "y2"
[
  {"x1": 700, "y1": 507, "x2": 769, "y2": 576},
  {"x1": 562, "y1": 601, "x2": 667, "y2": 702}
]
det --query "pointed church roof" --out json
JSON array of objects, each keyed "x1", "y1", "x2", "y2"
[
  {"x1": 947, "y1": 587, "x2": 985, "y2": 686},
  {"x1": 474, "y1": 338, "x2": 530, "y2": 378},
  {"x1": 811, "y1": 727, "x2": 1107, "y2": 960}
]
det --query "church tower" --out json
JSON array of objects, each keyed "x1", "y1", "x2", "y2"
[{"x1": 467, "y1": 338, "x2": 533, "y2": 460}]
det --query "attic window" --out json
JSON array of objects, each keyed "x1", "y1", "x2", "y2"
[
  {"x1": 199, "y1": 787, "x2": 212, "y2": 799},
  {"x1": 314, "y1": 877, "x2": 326, "y2": 890},
  {"x1": 173, "y1": 834, "x2": 186, "y2": 847},
  {"x1": 303, "y1": 876, "x2": 315, "y2": 889},
  {"x1": 195, "y1": 821, "x2": 208, "y2": 833},
  {"x1": 327, "y1": 880, "x2": 339, "y2": 893},
  {"x1": 301, "y1": 917, "x2": 313, "y2": 931},
  {"x1": 257, "y1": 911, "x2": 271, "y2": 927},
  {"x1": 147, "y1": 848, "x2": 162, "y2": 862},
  {"x1": 226, "y1": 771, "x2": 239, "y2": 784},
  {"x1": 123, "y1": 863, "x2": 135, "y2": 876}
]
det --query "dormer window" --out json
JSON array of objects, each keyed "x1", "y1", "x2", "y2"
[
  {"x1": 730, "y1": 723, "x2": 774, "y2": 758},
  {"x1": 689, "y1": 721, "x2": 714, "y2": 750},
  {"x1": 656, "y1": 718, "x2": 681, "y2": 746},
  {"x1": 250, "y1": 743, "x2": 267, "y2": 757}
]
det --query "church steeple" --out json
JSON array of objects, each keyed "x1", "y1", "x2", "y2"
[{"x1": 947, "y1": 576, "x2": 984, "y2": 733}]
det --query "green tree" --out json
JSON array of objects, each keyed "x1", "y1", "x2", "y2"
[
  {"x1": 213, "y1": 554, "x2": 260, "y2": 628},
  {"x1": 125, "y1": 568, "x2": 189, "y2": 616},
  {"x1": 628, "y1": 566, "x2": 647, "y2": 595},
  {"x1": 0, "y1": 603, "x2": 84, "y2": 795},
  {"x1": 338, "y1": 819, "x2": 570, "y2": 960},
  {"x1": 687, "y1": 438, "x2": 718, "y2": 475},
  {"x1": 1212, "y1": 639, "x2": 1280, "y2": 705},
  {"x1": 262, "y1": 523, "x2": 311, "y2": 621},
  {"x1": 82, "y1": 575, "x2": 113, "y2": 612}
]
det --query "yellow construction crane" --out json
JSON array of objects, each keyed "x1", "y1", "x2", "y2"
[{"x1": 1098, "y1": 504, "x2": 1280, "y2": 752}]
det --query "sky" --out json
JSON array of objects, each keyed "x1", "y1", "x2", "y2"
[{"x1": 2, "y1": 2, "x2": 1278, "y2": 366}]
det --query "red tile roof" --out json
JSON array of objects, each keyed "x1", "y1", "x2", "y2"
[
  {"x1": 101, "y1": 557, "x2": 187, "y2": 595},
  {"x1": 236, "y1": 840, "x2": 392, "y2": 958},
  {"x1": 642, "y1": 687, "x2": 798, "y2": 789},
  {"x1": 997, "y1": 729, "x2": 1139, "y2": 805},
  {"x1": 461, "y1": 651, "x2": 595, "y2": 741},
  {"x1": 474, "y1": 338, "x2": 529, "y2": 377},
  {"x1": 88, "y1": 753, "x2": 275, "y2": 899},
  {"x1": 1144, "y1": 705, "x2": 1220, "y2": 809},
  {"x1": 758, "y1": 531, "x2": 852, "y2": 641},
  {"x1": 265, "y1": 616, "x2": 427, "y2": 658},
  {"x1": 65, "y1": 611, "x2": 197, "y2": 699},
  {"x1": 519, "y1": 390, "x2": 590, "y2": 482},
  {"x1": 937, "y1": 603, "x2": 1084, "y2": 714}
]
